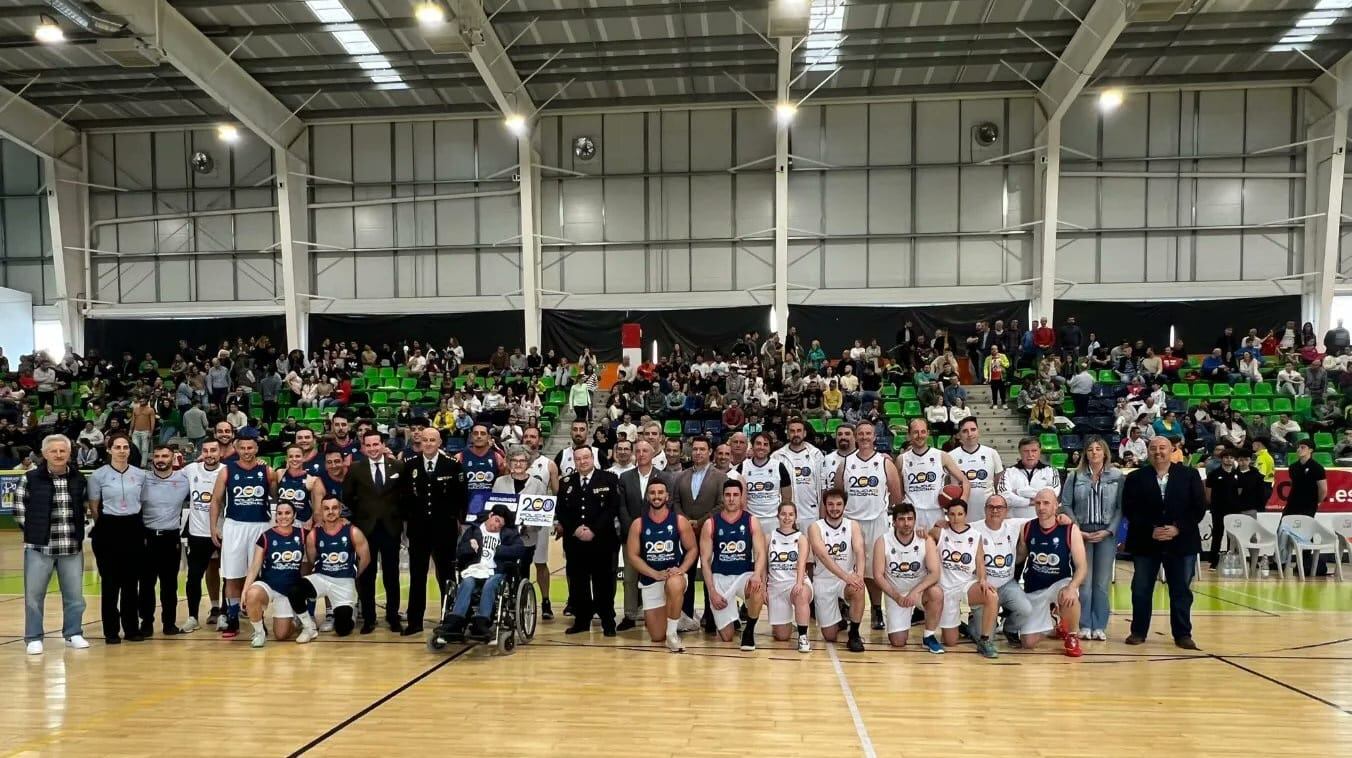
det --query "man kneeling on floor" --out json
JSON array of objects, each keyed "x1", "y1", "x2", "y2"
[
  {"x1": 1011, "y1": 488, "x2": 1088, "y2": 658},
  {"x1": 439, "y1": 504, "x2": 528, "y2": 642}
]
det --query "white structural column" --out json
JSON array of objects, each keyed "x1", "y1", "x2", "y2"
[
  {"x1": 519, "y1": 138, "x2": 542, "y2": 350},
  {"x1": 1305, "y1": 52, "x2": 1352, "y2": 333},
  {"x1": 275, "y1": 134, "x2": 311, "y2": 352},
  {"x1": 1031, "y1": 118, "x2": 1061, "y2": 323},
  {"x1": 773, "y1": 37, "x2": 791, "y2": 336}
]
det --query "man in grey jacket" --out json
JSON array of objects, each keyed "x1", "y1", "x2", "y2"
[{"x1": 616, "y1": 441, "x2": 673, "y2": 631}]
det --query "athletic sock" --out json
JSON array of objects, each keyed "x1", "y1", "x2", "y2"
[
  {"x1": 226, "y1": 600, "x2": 240, "y2": 621},
  {"x1": 666, "y1": 618, "x2": 678, "y2": 639},
  {"x1": 923, "y1": 629, "x2": 936, "y2": 639},
  {"x1": 796, "y1": 624, "x2": 808, "y2": 637},
  {"x1": 743, "y1": 618, "x2": 758, "y2": 636},
  {"x1": 848, "y1": 621, "x2": 861, "y2": 638}
]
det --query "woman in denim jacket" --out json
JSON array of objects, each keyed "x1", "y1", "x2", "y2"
[{"x1": 1059, "y1": 435, "x2": 1123, "y2": 641}]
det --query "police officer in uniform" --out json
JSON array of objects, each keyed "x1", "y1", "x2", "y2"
[
  {"x1": 403, "y1": 427, "x2": 469, "y2": 636},
  {"x1": 556, "y1": 447, "x2": 623, "y2": 636}
]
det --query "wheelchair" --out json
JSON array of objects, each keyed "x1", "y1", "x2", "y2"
[{"x1": 428, "y1": 558, "x2": 538, "y2": 654}]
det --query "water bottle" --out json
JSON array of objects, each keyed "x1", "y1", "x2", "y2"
[{"x1": 1259, "y1": 558, "x2": 1270, "y2": 578}]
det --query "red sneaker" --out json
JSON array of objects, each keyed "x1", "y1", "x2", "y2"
[
  {"x1": 1052, "y1": 616, "x2": 1067, "y2": 640},
  {"x1": 222, "y1": 629, "x2": 238, "y2": 639},
  {"x1": 1063, "y1": 634, "x2": 1083, "y2": 658}
]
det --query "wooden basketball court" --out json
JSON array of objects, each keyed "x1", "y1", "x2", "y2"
[{"x1": 3, "y1": 534, "x2": 1350, "y2": 757}]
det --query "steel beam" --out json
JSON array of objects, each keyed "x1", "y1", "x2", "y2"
[
  {"x1": 773, "y1": 36, "x2": 790, "y2": 341},
  {"x1": 1031, "y1": 117, "x2": 1060, "y2": 325},
  {"x1": 1036, "y1": 0, "x2": 1135, "y2": 128},
  {"x1": 275, "y1": 134, "x2": 310, "y2": 352},
  {"x1": 1304, "y1": 52, "x2": 1352, "y2": 334}
]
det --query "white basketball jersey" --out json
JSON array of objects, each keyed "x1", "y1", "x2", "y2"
[
  {"x1": 652, "y1": 450, "x2": 668, "y2": 471},
  {"x1": 184, "y1": 462, "x2": 223, "y2": 538},
  {"x1": 737, "y1": 458, "x2": 786, "y2": 518},
  {"x1": 950, "y1": 445, "x2": 1003, "y2": 509},
  {"x1": 557, "y1": 445, "x2": 599, "y2": 477},
  {"x1": 812, "y1": 518, "x2": 856, "y2": 586},
  {"x1": 937, "y1": 526, "x2": 980, "y2": 591},
  {"x1": 901, "y1": 447, "x2": 945, "y2": 512},
  {"x1": 842, "y1": 452, "x2": 888, "y2": 521},
  {"x1": 767, "y1": 529, "x2": 802, "y2": 585},
  {"x1": 773, "y1": 444, "x2": 823, "y2": 521},
  {"x1": 528, "y1": 454, "x2": 554, "y2": 492},
  {"x1": 882, "y1": 530, "x2": 928, "y2": 594},
  {"x1": 821, "y1": 449, "x2": 851, "y2": 492},
  {"x1": 973, "y1": 518, "x2": 1021, "y2": 589}
]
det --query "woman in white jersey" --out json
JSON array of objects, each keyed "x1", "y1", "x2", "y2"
[
  {"x1": 872, "y1": 503, "x2": 944, "y2": 652},
  {"x1": 931, "y1": 499, "x2": 999, "y2": 658},
  {"x1": 766, "y1": 502, "x2": 813, "y2": 653}
]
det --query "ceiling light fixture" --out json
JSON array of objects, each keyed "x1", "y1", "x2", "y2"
[
  {"x1": 414, "y1": 1, "x2": 447, "y2": 27},
  {"x1": 775, "y1": 101, "x2": 798, "y2": 126},
  {"x1": 504, "y1": 113, "x2": 528, "y2": 136},
  {"x1": 217, "y1": 124, "x2": 240, "y2": 143},
  {"x1": 1098, "y1": 88, "x2": 1124, "y2": 112},
  {"x1": 34, "y1": 15, "x2": 64, "y2": 44}
]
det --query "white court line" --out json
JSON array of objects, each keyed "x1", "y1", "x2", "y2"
[
  {"x1": 827, "y1": 643, "x2": 877, "y2": 758},
  {"x1": 1206, "y1": 585, "x2": 1309, "y2": 613}
]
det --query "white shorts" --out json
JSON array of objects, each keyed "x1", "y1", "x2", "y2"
[
  {"x1": 768, "y1": 579, "x2": 812, "y2": 626},
  {"x1": 222, "y1": 519, "x2": 271, "y2": 580},
  {"x1": 884, "y1": 594, "x2": 919, "y2": 635},
  {"x1": 640, "y1": 579, "x2": 673, "y2": 612},
  {"x1": 531, "y1": 528, "x2": 551, "y2": 563},
  {"x1": 250, "y1": 581, "x2": 295, "y2": 618},
  {"x1": 1020, "y1": 578, "x2": 1073, "y2": 636},
  {"x1": 710, "y1": 572, "x2": 753, "y2": 630},
  {"x1": 858, "y1": 513, "x2": 889, "y2": 560},
  {"x1": 940, "y1": 579, "x2": 976, "y2": 629},
  {"x1": 814, "y1": 579, "x2": 847, "y2": 628},
  {"x1": 306, "y1": 574, "x2": 357, "y2": 608},
  {"x1": 915, "y1": 509, "x2": 942, "y2": 533}
]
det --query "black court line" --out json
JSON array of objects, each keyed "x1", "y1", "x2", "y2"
[
  {"x1": 0, "y1": 621, "x2": 94, "y2": 645},
  {"x1": 287, "y1": 643, "x2": 475, "y2": 757},
  {"x1": 1275, "y1": 636, "x2": 1352, "y2": 653},
  {"x1": 1210, "y1": 654, "x2": 1352, "y2": 716},
  {"x1": 1191, "y1": 588, "x2": 1281, "y2": 617}
]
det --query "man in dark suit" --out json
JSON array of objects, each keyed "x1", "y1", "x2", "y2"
[
  {"x1": 1122, "y1": 436, "x2": 1205, "y2": 649},
  {"x1": 343, "y1": 429, "x2": 407, "y2": 634},
  {"x1": 617, "y1": 441, "x2": 673, "y2": 630},
  {"x1": 555, "y1": 446, "x2": 623, "y2": 636},
  {"x1": 673, "y1": 437, "x2": 726, "y2": 630},
  {"x1": 402, "y1": 427, "x2": 468, "y2": 636}
]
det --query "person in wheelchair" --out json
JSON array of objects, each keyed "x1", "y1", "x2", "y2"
[{"x1": 439, "y1": 503, "x2": 529, "y2": 642}]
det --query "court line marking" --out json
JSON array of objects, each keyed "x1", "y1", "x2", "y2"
[
  {"x1": 1210, "y1": 654, "x2": 1352, "y2": 716},
  {"x1": 1191, "y1": 588, "x2": 1280, "y2": 617},
  {"x1": 287, "y1": 643, "x2": 476, "y2": 757},
  {"x1": 827, "y1": 643, "x2": 878, "y2": 758},
  {"x1": 1202, "y1": 585, "x2": 1309, "y2": 613}
]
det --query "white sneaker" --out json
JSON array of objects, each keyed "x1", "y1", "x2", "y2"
[
  {"x1": 64, "y1": 635, "x2": 90, "y2": 650},
  {"x1": 677, "y1": 614, "x2": 699, "y2": 634},
  {"x1": 797, "y1": 634, "x2": 811, "y2": 653},
  {"x1": 251, "y1": 628, "x2": 267, "y2": 649},
  {"x1": 296, "y1": 628, "x2": 319, "y2": 644},
  {"x1": 319, "y1": 615, "x2": 334, "y2": 633},
  {"x1": 991, "y1": 404, "x2": 998, "y2": 410},
  {"x1": 1079, "y1": 627, "x2": 1092, "y2": 639},
  {"x1": 25, "y1": 640, "x2": 43, "y2": 655},
  {"x1": 179, "y1": 617, "x2": 200, "y2": 634},
  {"x1": 1092, "y1": 629, "x2": 1108, "y2": 641},
  {"x1": 665, "y1": 633, "x2": 685, "y2": 653},
  {"x1": 215, "y1": 614, "x2": 229, "y2": 632}
]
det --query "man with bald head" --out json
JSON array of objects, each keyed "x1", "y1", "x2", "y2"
[
  {"x1": 404, "y1": 426, "x2": 468, "y2": 635},
  {"x1": 1011, "y1": 488, "x2": 1087, "y2": 657},
  {"x1": 727, "y1": 432, "x2": 749, "y2": 469},
  {"x1": 641, "y1": 422, "x2": 670, "y2": 471}
]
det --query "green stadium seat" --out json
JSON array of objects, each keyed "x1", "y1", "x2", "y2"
[
  {"x1": 371, "y1": 391, "x2": 388, "y2": 405},
  {"x1": 1250, "y1": 398, "x2": 1271, "y2": 414},
  {"x1": 899, "y1": 386, "x2": 917, "y2": 400},
  {"x1": 1230, "y1": 398, "x2": 1250, "y2": 413},
  {"x1": 350, "y1": 377, "x2": 366, "y2": 391},
  {"x1": 1231, "y1": 383, "x2": 1251, "y2": 397},
  {"x1": 388, "y1": 392, "x2": 405, "y2": 402},
  {"x1": 307, "y1": 421, "x2": 325, "y2": 434},
  {"x1": 808, "y1": 418, "x2": 826, "y2": 435},
  {"x1": 1254, "y1": 382, "x2": 1274, "y2": 397},
  {"x1": 1061, "y1": 399, "x2": 1075, "y2": 415},
  {"x1": 1210, "y1": 384, "x2": 1231, "y2": 398},
  {"x1": 1314, "y1": 452, "x2": 1334, "y2": 467},
  {"x1": 1040, "y1": 433, "x2": 1060, "y2": 451},
  {"x1": 934, "y1": 435, "x2": 951, "y2": 449},
  {"x1": 269, "y1": 422, "x2": 282, "y2": 436},
  {"x1": 663, "y1": 420, "x2": 683, "y2": 437},
  {"x1": 1097, "y1": 370, "x2": 1117, "y2": 383},
  {"x1": 1050, "y1": 453, "x2": 1068, "y2": 468},
  {"x1": 305, "y1": 407, "x2": 322, "y2": 420},
  {"x1": 364, "y1": 367, "x2": 379, "y2": 381},
  {"x1": 548, "y1": 390, "x2": 567, "y2": 406},
  {"x1": 539, "y1": 375, "x2": 555, "y2": 390},
  {"x1": 1171, "y1": 383, "x2": 1190, "y2": 397},
  {"x1": 396, "y1": 367, "x2": 410, "y2": 378},
  {"x1": 883, "y1": 401, "x2": 902, "y2": 418},
  {"x1": 455, "y1": 376, "x2": 468, "y2": 390},
  {"x1": 902, "y1": 401, "x2": 921, "y2": 417},
  {"x1": 400, "y1": 378, "x2": 417, "y2": 391},
  {"x1": 826, "y1": 418, "x2": 843, "y2": 434},
  {"x1": 1191, "y1": 383, "x2": 1210, "y2": 399},
  {"x1": 1008, "y1": 385, "x2": 1022, "y2": 401},
  {"x1": 539, "y1": 419, "x2": 553, "y2": 436},
  {"x1": 1293, "y1": 396, "x2": 1312, "y2": 420},
  {"x1": 1314, "y1": 432, "x2": 1335, "y2": 450},
  {"x1": 1272, "y1": 397, "x2": 1293, "y2": 414},
  {"x1": 379, "y1": 367, "x2": 395, "y2": 380},
  {"x1": 880, "y1": 385, "x2": 898, "y2": 399}
]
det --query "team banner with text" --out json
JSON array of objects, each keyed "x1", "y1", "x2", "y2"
[{"x1": 1268, "y1": 468, "x2": 1352, "y2": 513}]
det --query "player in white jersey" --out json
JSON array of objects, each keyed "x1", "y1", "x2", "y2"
[
  {"x1": 809, "y1": 488, "x2": 867, "y2": 652},
  {"x1": 949, "y1": 417, "x2": 1004, "y2": 510},
  {"x1": 180, "y1": 440, "x2": 224, "y2": 633},
  {"x1": 871, "y1": 503, "x2": 944, "y2": 652},
  {"x1": 554, "y1": 420, "x2": 599, "y2": 477},
  {"x1": 773, "y1": 418, "x2": 824, "y2": 530},
  {"x1": 523, "y1": 425, "x2": 560, "y2": 620},
  {"x1": 833, "y1": 423, "x2": 902, "y2": 631},
  {"x1": 735, "y1": 433, "x2": 794, "y2": 536},
  {"x1": 962, "y1": 493, "x2": 1073, "y2": 643},
  {"x1": 898, "y1": 418, "x2": 970, "y2": 532},
  {"x1": 641, "y1": 421, "x2": 669, "y2": 471},
  {"x1": 931, "y1": 499, "x2": 999, "y2": 659},
  {"x1": 766, "y1": 502, "x2": 813, "y2": 653},
  {"x1": 819, "y1": 423, "x2": 856, "y2": 493}
]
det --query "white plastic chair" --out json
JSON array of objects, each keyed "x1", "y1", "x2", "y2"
[
  {"x1": 1331, "y1": 515, "x2": 1352, "y2": 572},
  {"x1": 1222, "y1": 514, "x2": 1278, "y2": 579},
  {"x1": 1277, "y1": 516, "x2": 1345, "y2": 581}
]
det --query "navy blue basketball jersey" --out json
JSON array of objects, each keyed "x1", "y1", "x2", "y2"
[
  {"x1": 257, "y1": 527, "x2": 304, "y2": 594},
  {"x1": 638, "y1": 508, "x2": 683, "y2": 586},
  {"x1": 711, "y1": 510, "x2": 754, "y2": 576},
  {"x1": 224, "y1": 461, "x2": 270, "y2": 522},
  {"x1": 276, "y1": 470, "x2": 313, "y2": 524},
  {"x1": 302, "y1": 453, "x2": 324, "y2": 477},
  {"x1": 1023, "y1": 522, "x2": 1074, "y2": 592},
  {"x1": 314, "y1": 523, "x2": 358, "y2": 579},
  {"x1": 461, "y1": 448, "x2": 499, "y2": 520}
]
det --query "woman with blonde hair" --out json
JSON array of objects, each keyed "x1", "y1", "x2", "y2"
[{"x1": 1058, "y1": 435, "x2": 1123, "y2": 641}]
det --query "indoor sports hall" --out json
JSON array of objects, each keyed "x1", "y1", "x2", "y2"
[{"x1": 1, "y1": 1, "x2": 1351, "y2": 756}]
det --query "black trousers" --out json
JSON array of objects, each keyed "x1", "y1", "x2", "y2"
[
  {"x1": 262, "y1": 400, "x2": 278, "y2": 424},
  {"x1": 91, "y1": 514, "x2": 143, "y2": 640},
  {"x1": 358, "y1": 522, "x2": 403, "y2": 624},
  {"x1": 563, "y1": 537, "x2": 618, "y2": 628},
  {"x1": 184, "y1": 534, "x2": 215, "y2": 620},
  {"x1": 139, "y1": 528, "x2": 182, "y2": 631},
  {"x1": 682, "y1": 556, "x2": 712, "y2": 622},
  {"x1": 405, "y1": 523, "x2": 457, "y2": 626}
]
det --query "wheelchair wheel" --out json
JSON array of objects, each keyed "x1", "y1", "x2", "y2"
[
  {"x1": 428, "y1": 634, "x2": 448, "y2": 652},
  {"x1": 516, "y1": 579, "x2": 537, "y2": 642}
]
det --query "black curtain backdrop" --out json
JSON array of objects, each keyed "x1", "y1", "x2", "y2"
[
  {"x1": 1056, "y1": 296, "x2": 1301, "y2": 352},
  {"x1": 84, "y1": 316, "x2": 286, "y2": 362},
  {"x1": 542, "y1": 307, "x2": 769, "y2": 361},
  {"x1": 309, "y1": 313, "x2": 523, "y2": 362},
  {"x1": 790, "y1": 302, "x2": 1030, "y2": 357}
]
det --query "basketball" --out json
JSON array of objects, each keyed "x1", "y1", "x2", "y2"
[{"x1": 938, "y1": 485, "x2": 964, "y2": 508}]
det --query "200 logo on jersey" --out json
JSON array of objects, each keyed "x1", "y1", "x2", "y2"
[
  {"x1": 888, "y1": 560, "x2": 921, "y2": 576},
  {"x1": 746, "y1": 480, "x2": 776, "y2": 493},
  {"x1": 320, "y1": 551, "x2": 351, "y2": 567},
  {"x1": 985, "y1": 553, "x2": 1015, "y2": 570},
  {"x1": 793, "y1": 466, "x2": 814, "y2": 480},
  {"x1": 720, "y1": 540, "x2": 747, "y2": 556},
  {"x1": 848, "y1": 475, "x2": 880, "y2": 489},
  {"x1": 768, "y1": 550, "x2": 799, "y2": 564},
  {"x1": 1031, "y1": 552, "x2": 1062, "y2": 568},
  {"x1": 270, "y1": 549, "x2": 303, "y2": 568},
  {"x1": 825, "y1": 541, "x2": 848, "y2": 558},
  {"x1": 906, "y1": 472, "x2": 938, "y2": 487},
  {"x1": 941, "y1": 549, "x2": 974, "y2": 567},
  {"x1": 232, "y1": 485, "x2": 265, "y2": 499},
  {"x1": 644, "y1": 539, "x2": 676, "y2": 555},
  {"x1": 964, "y1": 469, "x2": 989, "y2": 482},
  {"x1": 278, "y1": 487, "x2": 307, "y2": 502},
  {"x1": 467, "y1": 471, "x2": 495, "y2": 484}
]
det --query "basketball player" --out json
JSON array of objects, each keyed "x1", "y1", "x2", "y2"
[
  {"x1": 809, "y1": 488, "x2": 867, "y2": 652},
  {"x1": 273, "y1": 444, "x2": 324, "y2": 529},
  {"x1": 328, "y1": 415, "x2": 359, "y2": 462},
  {"x1": 555, "y1": 420, "x2": 599, "y2": 476},
  {"x1": 626, "y1": 479, "x2": 697, "y2": 652},
  {"x1": 773, "y1": 418, "x2": 824, "y2": 532},
  {"x1": 295, "y1": 428, "x2": 323, "y2": 476},
  {"x1": 999, "y1": 436, "x2": 1061, "y2": 519},
  {"x1": 180, "y1": 439, "x2": 224, "y2": 633},
  {"x1": 734, "y1": 432, "x2": 794, "y2": 536},
  {"x1": 291, "y1": 497, "x2": 371, "y2": 642},
  {"x1": 456, "y1": 423, "x2": 506, "y2": 522},
  {"x1": 932, "y1": 499, "x2": 999, "y2": 658},
  {"x1": 871, "y1": 502, "x2": 944, "y2": 652},
  {"x1": 834, "y1": 423, "x2": 902, "y2": 630},
  {"x1": 700, "y1": 479, "x2": 767, "y2": 651},
  {"x1": 949, "y1": 417, "x2": 1004, "y2": 510},
  {"x1": 898, "y1": 418, "x2": 970, "y2": 532},
  {"x1": 209, "y1": 431, "x2": 274, "y2": 638},
  {"x1": 766, "y1": 502, "x2": 813, "y2": 653},
  {"x1": 820, "y1": 423, "x2": 855, "y2": 493},
  {"x1": 319, "y1": 449, "x2": 349, "y2": 512},
  {"x1": 523, "y1": 425, "x2": 560, "y2": 620},
  {"x1": 241, "y1": 500, "x2": 305, "y2": 648},
  {"x1": 1013, "y1": 488, "x2": 1087, "y2": 657},
  {"x1": 213, "y1": 420, "x2": 237, "y2": 461},
  {"x1": 964, "y1": 493, "x2": 1072, "y2": 642},
  {"x1": 642, "y1": 422, "x2": 669, "y2": 470}
]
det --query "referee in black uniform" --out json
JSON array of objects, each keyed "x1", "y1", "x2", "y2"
[{"x1": 556, "y1": 447, "x2": 622, "y2": 636}]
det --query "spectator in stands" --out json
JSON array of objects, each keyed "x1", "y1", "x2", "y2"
[
  {"x1": 1309, "y1": 397, "x2": 1341, "y2": 434},
  {"x1": 925, "y1": 396, "x2": 952, "y2": 434},
  {"x1": 1152, "y1": 410, "x2": 1182, "y2": 440},
  {"x1": 1200, "y1": 349, "x2": 1230, "y2": 384},
  {"x1": 1305, "y1": 360, "x2": 1329, "y2": 402},
  {"x1": 1138, "y1": 348, "x2": 1162, "y2": 384},
  {"x1": 1333, "y1": 429, "x2": 1352, "y2": 465},
  {"x1": 665, "y1": 385, "x2": 686, "y2": 419},
  {"x1": 820, "y1": 381, "x2": 842, "y2": 419},
  {"x1": 1276, "y1": 362, "x2": 1305, "y2": 396},
  {"x1": 1324, "y1": 319, "x2": 1349, "y2": 355},
  {"x1": 1119, "y1": 426, "x2": 1147, "y2": 462},
  {"x1": 1032, "y1": 317, "x2": 1055, "y2": 360},
  {"x1": 1159, "y1": 347, "x2": 1185, "y2": 382},
  {"x1": 1028, "y1": 396, "x2": 1056, "y2": 435},
  {"x1": 982, "y1": 344, "x2": 1010, "y2": 410},
  {"x1": 1114, "y1": 346, "x2": 1139, "y2": 384},
  {"x1": 1237, "y1": 352, "x2": 1262, "y2": 384},
  {"x1": 1276, "y1": 320, "x2": 1298, "y2": 357},
  {"x1": 1215, "y1": 326, "x2": 1240, "y2": 368},
  {"x1": 1268, "y1": 414, "x2": 1301, "y2": 453},
  {"x1": 722, "y1": 398, "x2": 746, "y2": 430},
  {"x1": 1057, "y1": 316, "x2": 1083, "y2": 366},
  {"x1": 1214, "y1": 412, "x2": 1246, "y2": 450}
]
